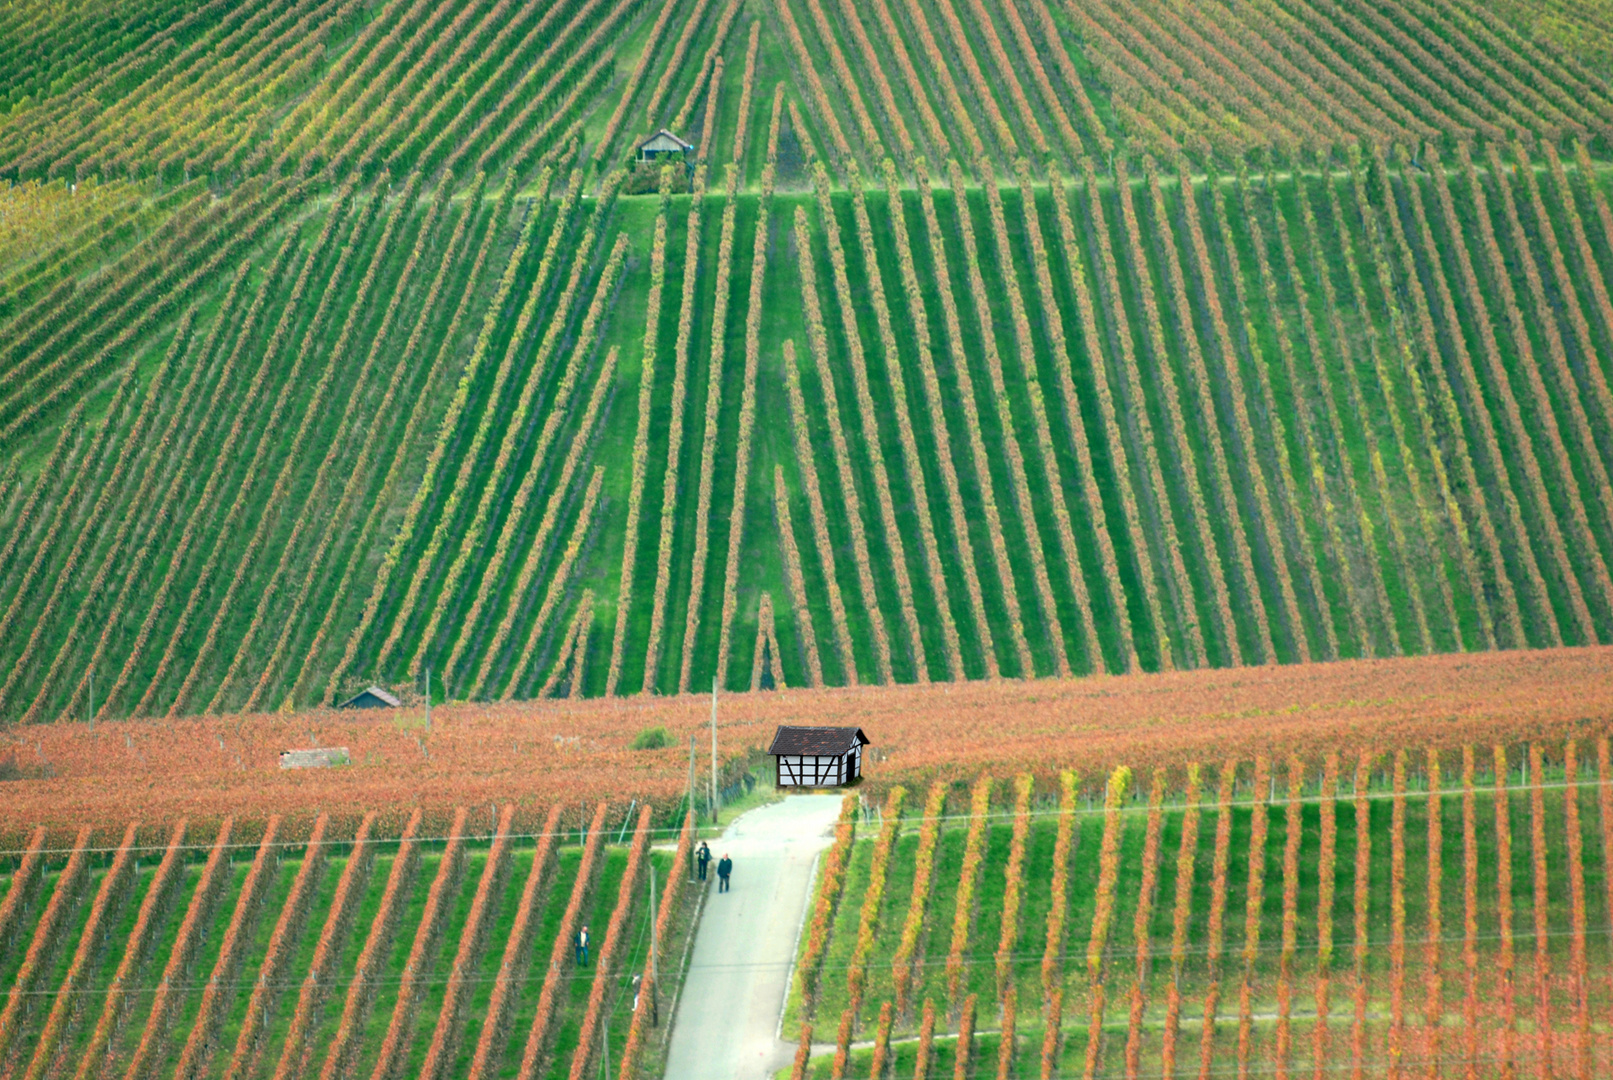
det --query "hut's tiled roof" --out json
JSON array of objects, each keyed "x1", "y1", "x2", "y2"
[{"x1": 767, "y1": 725, "x2": 869, "y2": 755}]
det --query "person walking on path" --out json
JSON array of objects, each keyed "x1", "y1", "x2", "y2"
[
  {"x1": 697, "y1": 841, "x2": 711, "y2": 881},
  {"x1": 575, "y1": 925, "x2": 590, "y2": 967},
  {"x1": 717, "y1": 853, "x2": 733, "y2": 893}
]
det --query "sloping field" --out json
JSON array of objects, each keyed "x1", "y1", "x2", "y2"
[
  {"x1": 2, "y1": 0, "x2": 1613, "y2": 723},
  {"x1": 0, "y1": 804, "x2": 691, "y2": 1080},
  {"x1": 785, "y1": 748, "x2": 1613, "y2": 1079},
  {"x1": 1, "y1": 649, "x2": 1609, "y2": 1079}
]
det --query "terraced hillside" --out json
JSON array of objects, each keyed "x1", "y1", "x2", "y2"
[
  {"x1": 0, "y1": 806, "x2": 691, "y2": 1080},
  {"x1": 3, "y1": 0, "x2": 1613, "y2": 721}
]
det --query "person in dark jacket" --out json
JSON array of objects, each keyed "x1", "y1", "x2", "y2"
[
  {"x1": 575, "y1": 924, "x2": 590, "y2": 967},
  {"x1": 717, "y1": 853, "x2": 733, "y2": 893},
  {"x1": 697, "y1": 841, "x2": 711, "y2": 881}
]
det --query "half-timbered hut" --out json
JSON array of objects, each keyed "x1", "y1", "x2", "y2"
[{"x1": 768, "y1": 725, "x2": 869, "y2": 787}]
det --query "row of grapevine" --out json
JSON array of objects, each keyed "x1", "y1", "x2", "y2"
[
  {"x1": 1081, "y1": 767, "x2": 1129, "y2": 1079},
  {"x1": 125, "y1": 819, "x2": 239, "y2": 1080},
  {"x1": 566, "y1": 804, "x2": 652, "y2": 1080},
  {"x1": 0, "y1": 803, "x2": 679, "y2": 1079},
  {"x1": 747, "y1": 592, "x2": 783, "y2": 690},
  {"x1": 219, "y1": 814, "x2": 332, "y2": 1080},
  {"x1": 615, "y1": 811, "x2": 692, "y2": 1080},
  {"x1": 369, "y1": 807, "x2": 470, "y2": 1080},
  {"x1": 792, "y1": 195, "x2": 894, "y2": 684},
  {"x1": 605, "y1": 171, "x2": 673, "y2": 697},
  {"x1": 773, "y1": 466, "x2": 824, "y2": 687},
  {"x1": 944, "y1": 776, "x2": 994, "y2": 1009},
  {"x1": 271, "y1": 813, "x2": 379, "y2": 1080},
  {"x1": 1039, "y1": 772, "x2": 1078, "y2": 1077},
  {"x1": 1157, "y1": 767, "x2": 1202, "y2": 1078},
  {"x1": 418, "y1": 806, "x2": 516, "y2": 1080},
  {"x1": 913, "y1": 159, "x2": 1034, "y2": 676},
  {"x1": 1120, "y1": 773, "x2": 1165, "y2": 1078},
  {"x1": 1114, "y1": 158, "x2": 1241, "y2": 666},
  {"x1": 516, "y1": 800, "x2": 608, "y2": 1077},
  {"x1": 1195, "y1": 767, "x2": 1236, "y2": 1078},
  {"x1": 993, "y1": 775, "x2": 1034, "y2": 998},
  {"x1": 468, "y1": 804, "x2": 565, "y2": 1080},
  {"x1": 781, "y1": 340, "x2": 860, "y2": 684},
  {"x1": 19, "y1": 822, "x2": 138, "y2": 1080},
  {"x1": 1074, "y1": 157, "x2": 1200, "y2": 669},
  {"x1": 892, "y1": 782, "x2": 948, "y2": 1016},
  {"x1": 712, "y1": 89, "x2": 784, "y2": 690},
  {"x1": 794, "y1": 796, "x2": 858, "y2": 1011},
  {"x1": 791, "y1": 740, "x2": 1613, "y2": 1077},
  {"x1": 845, "y1": 787, "x2": 907, "y2": 1035},
  {"x1": 641, "y1": 165, "x2": 709, "y2": 695},
  {"x1": 319, "y1": 810, "x2": 424, "y2": 1080},
  {"x1": 173, "y1": 817, "x2": 285, "y2": 1080},
  {"x1": 538, "y1": 587, "x2": 597, "y2": 699},
  {"x1": 1312, "y1": 756, "x2": 1338, "y2": 1075},
  {"x1": 816, "y1": 159, "x2": 930, "y2": 681},
  {"x1": 1017, "y1": 157, "x2": 1137, "y2": 672}
]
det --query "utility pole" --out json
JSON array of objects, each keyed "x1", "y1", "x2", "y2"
[
  {"x1": 649, "y1": 864, "x2": 659, "y2": 1027},
  {"x1": 599, "y1": 1003, "x2": 609, "y2": 1080},
  {"x1": 687, "y1": 734, "x2": 697, "y2": 837},
  {"x1": 425, "y1": 664, "x2": 432, "y2": 731},
  {"x1": 710, "y1": 677, "x2": 719, "y2": 824}
]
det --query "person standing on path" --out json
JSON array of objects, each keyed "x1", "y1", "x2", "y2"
[
  {"x1": 717, "y1": 853, "x2": 732, "y2": 893},
  {"x1": 698, "y1": 841, "x2": 711, "y2": 881},
  {"x1": 575, "y1": 924, "x2": 590, "y2": 967}
]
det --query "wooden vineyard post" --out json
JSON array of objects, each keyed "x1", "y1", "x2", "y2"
[
  {"x1": 1314, "y1": 755, "x2": 1339, "y2": 1080},
  {"x1": 1528, "y1": 744, "x2": 1552, "y2": 1080},
  {"x1": 1198, "y1": 762, "x2": 1238, "y2": 1080},
  {"x1": 1351, "y1": 754, "x2": 1373, "y2": 1080},
  {"x1": 1084, "y1": 767, "x2": 1130, "y2": 1080},
  {"x1": 1426, "y1": 751, "x2": 1444, "y2": 1079},
  {"x1": 1236, "y1": 757, "x2": 1272, "y2": 1080},
  {"x1": 1495, "y1": 745, "x2": 1517, "y2": 1080},
  {"x1": 1563, "y1": 743, "x2": 1589, "y2": 1080}
]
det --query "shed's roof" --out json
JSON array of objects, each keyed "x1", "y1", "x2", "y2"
[
  {"x1": 767, "y1": 725, "x2": 869, "y2": 755},
  {"x1": 639, "y1": 129, "x2": 693, "y2": 152},
  {"x1": 337, "y1": 686, "x2": 401, "y2": 709}
]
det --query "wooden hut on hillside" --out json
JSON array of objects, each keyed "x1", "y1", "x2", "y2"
[
  {"x1": 337, "y1": 686, "x2": 400, "y2": 710},
  {"x1": 767, "y1": 726, "x2": 869, "y2": 787},
  {"x1": 638, "y1": 129, "x2": 693, "y2": 162}
]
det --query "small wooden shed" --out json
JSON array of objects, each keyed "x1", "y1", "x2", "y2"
[
  {"x1": 768, "y1": 726, "x2": 869, "y2": 787},
  {"x1": 638, "y1": 129, "x2": 693, "y2": 162},
  {"x1": 337, "y1": 686, "x2": 400, "y2": 710}
]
